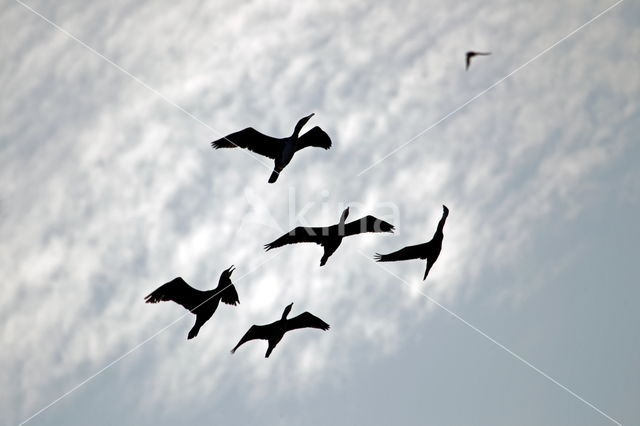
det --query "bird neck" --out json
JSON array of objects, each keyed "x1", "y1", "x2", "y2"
[
  {"x1": 292, "y1": 119, "x2": 307, "y2": 138},
  {"x1": 281, "y1": 305, "x2": 292, "y2": 320},
  {"x1": 436, "y1": 213, "x2": 447, "y2": 234},
  {"x1": 339, "y1": 209, "x2": 350, "y2": 225},
  {"x1": 337, "y1": 211, "x2": 349, "y2": 236}
]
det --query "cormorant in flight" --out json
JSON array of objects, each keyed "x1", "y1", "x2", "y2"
[
  {"x1": 265, "y1": 207, "x2": 395, "y2": 266},
  {"x1": 211, "y1": 113, "x2": 332, "y2": 183},
  {"x1": 144, "y1": 266, "x2": 240, "y2": 339},
  {"x1": 231, "y1": 303, "x2": 329, "y2": 358},
  {"x1": 466, "y1": 51, "x2": 491, "y2": 70},
  {"x1": 375, "y1": 205, "x2": 449, "y2": 280}
]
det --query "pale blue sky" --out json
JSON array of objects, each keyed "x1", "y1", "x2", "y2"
[{"x1": 1, "y1": 0, "x2": 639, "y2": 425}]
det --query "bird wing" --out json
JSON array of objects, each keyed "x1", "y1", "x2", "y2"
[
  {"x1": 231, "y1": 324, "x2": 271, "y2": 353},
  {"x1": 264, "y1": 226, "x2": 327, "y2": 250},
  {"x1": 286, "y1": 312, "x2": 330, "y2": 332},
  {"x1": 374, "y1": 243, "x2": 425, "y2": 262},
  {"x1": 144, "y1": 277, "x2": 202, "y2": 311},
  {"x1": 211, "y1": 127, "x2": 283, "y2": 159},
  {"x1": 344, "y1": 216, "x2": 395, "y2": 237},
  {"x1": 295, "y1": 126, "x2": 332, "y2": 151},
  {"x1": 219, "y1": 285, "x2": 240, "y2": 306},
  {"x1": 216, "y1": 268, "x2": 240, "y2": 306}
]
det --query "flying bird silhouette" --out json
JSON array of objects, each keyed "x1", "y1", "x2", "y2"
[
  {"x1": 211, "y1": 113, "x2": 332, "y2": 183},
  {"x1": 466, "y1": 51, "x2": 491, "y2": 70},
  {"x1": 231, "y1": 303, "x2": 329, "y2": 358},
  {"x1": 265, "y1": 207, "x2": 395, "y2": 266},
  {"x1": 375, "y1": 205, "x2": 449, "y2": 280},
  {"x1": 144, "y1": 266, "x2": 240, "y2": 339}
]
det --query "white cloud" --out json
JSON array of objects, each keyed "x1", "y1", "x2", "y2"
[{"x1": 1, "y1": 0, "x2": 638, "y2": 424}]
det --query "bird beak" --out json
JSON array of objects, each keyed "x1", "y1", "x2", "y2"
[{"x1": 227, "y1": 265, "x2": 235, "y2": 274}]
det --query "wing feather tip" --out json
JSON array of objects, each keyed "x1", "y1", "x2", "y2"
[
  {"x1": 144, "y1": 294, "x2": 159, "y2": 303},
  {"x1": 377, "y1": 221, "x2": 395, "y2": 233},
  {"x1": 211, "y1": 140, "x2": 235, "y2": 150}
]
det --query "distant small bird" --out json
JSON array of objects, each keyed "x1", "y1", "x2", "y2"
[
  {"x1": 231, "y1": 303, "x2": 329, "y2": 358},
  {"x1": 375, "y1": 205, "x2": 449, "y2": 280},
  {"x1": 211, "y1": 113, "x2": 332, "y2": 183},
  {"x1": 466, "y1": 51, "x2": 491, "y2": 70},
  {"x1": 265, "y1": 207, "x2": 395, "y2": 266},
  {"x1": 144, "y1": 266, "x2": 240, "y2": 339}
]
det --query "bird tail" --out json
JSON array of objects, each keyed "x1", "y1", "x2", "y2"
[
  {"x1": 188, "y1": 325, "x2": 200, "y2": 340},
  {"x1": 265, "y1": 345, "x2": 275, "y2": 358},
  {"x1": 268, "y1": 168, "x2": 281, "y2": 183},
  {"x1": 423, "y1": 260, "x2": 432, "y2": 281}
]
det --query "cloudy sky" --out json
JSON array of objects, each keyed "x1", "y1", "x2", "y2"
[{"x1": 1, "y1": 0, "x2": 639, "y2": 424}]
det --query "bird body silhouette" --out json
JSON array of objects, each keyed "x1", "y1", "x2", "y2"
[
  {"x1": 265, "y1": 207, "x2": 395, "y2": 266},
  {"x1": 144, "y1": 266, "x2": 240, "y2": 339},
  {"x1": 375, "y1": 205, "x2": 449, "y2": 280},
  {"x1": 466, "y1": 51, "x2": 491, "y2": 70},
  {"x1": 231, "y1": 303, "x2": 329, "y2": 358},
  {"x1": 211, "y1": 113, "x2": 331, "y2": 183}
]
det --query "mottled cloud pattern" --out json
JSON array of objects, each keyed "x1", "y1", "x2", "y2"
[{"x1": 1, "y1": 0, "x2": 639, "y2": 425}]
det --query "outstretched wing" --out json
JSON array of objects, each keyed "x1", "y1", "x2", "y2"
[
  {"x1": 211, "y1": 127, "x2": 283, "y2": 159},
  {"x1": 295, "y1": 126, "x2": 332, "y2": 151},
  {"x1": 144, "y1": 277, "x2": 202, "y2": 311},
  {"x1": 344, "y1": 216, "x2": 395, "y2": 237},
  {"x1": 286, "y1": 312, "x2": 330, "y2": 332},
  {"x1": 374, "y1": 243, "x2": 424, "y2": 262},
  {"x1": 264, "y1": 226, "x2": 327, "y2": 250},
  {"x1": 230, "y1": 324, "x2": 271, "y2": 353}
]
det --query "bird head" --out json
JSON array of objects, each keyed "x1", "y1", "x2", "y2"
[
  {"x1": 442, "y1": 205, "x2": 449, "y2": 217},
  {"x1": 340, "y1": 207, "x2": 350, "y2": 223},
  {"x1": 224, "y1": 265, "x2": 235, "y2": 276},
  {"x1": 301, "y1": 112, "x2": 315, "y2": 124},
  {"x1": 282, "y1": 302, "x2": 294, "y2": 320},
  {"x1": 293, "y1": 113, "x2": 315, "y2": 136}
]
